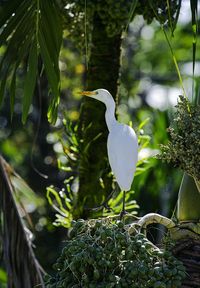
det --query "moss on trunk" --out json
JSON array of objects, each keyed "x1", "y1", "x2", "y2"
[{"x1": 75, "y1": 13, "x2": 122, "y2": 218}]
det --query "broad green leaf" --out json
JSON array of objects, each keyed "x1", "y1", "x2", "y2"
[
  {"x1": 40, "y1": 0, "x2": 62, "y2": 60},
  {"x1": 38, "y1": 30, "x2": 60, "y2": 123},
  {"x1": 0, "y1": 21, "x2": 35, "y2": 106},
  {"x1": 190, "y1": 0, "x2": 198, "y2": 74},
  {"x1": 38, "y1": 31, "x2": 59, "y2": 93},
  {"x1": 190, "y1": 0, "x2": 198, "y2": 103},
  {"x1": 38, "y1": 0, "x2": 62, "y2": 123},
  {"x1": 22, "y1": 40, "x2": 38, "y2": 123},
  {"x1": 0, "y1": 268, "x2": 7, "y2": 283},
  {"x1": 0, "y1": 0, "x2": 63, "y2": 123}
]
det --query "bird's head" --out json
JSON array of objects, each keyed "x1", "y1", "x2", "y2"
[{"x1": 81, "y1": 89, "x2": 115, "y2": 108}]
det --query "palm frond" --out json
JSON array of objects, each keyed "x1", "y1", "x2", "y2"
[
  {"x1": 190, "y1": 0, "x2": 198, "y2": 76},
  {"x1": 0, "y1": 155, "x2": 44, "y2": 288},
  {"x1": 0, "y1": 0, "x2": 62, "y2": 123}
]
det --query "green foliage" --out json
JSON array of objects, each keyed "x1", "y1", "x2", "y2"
[
  {"x1": 190, "y1": 0, "x2": 198, "y2": 76},
  {"x1": 63, "y1": 0, "x2": 135, "y2": 42},
  {"x1": 103, "y1": 190, "x2": 139, "y2": 217},
  {"x1": 157, "y1": 96, "x2": 200, "y2": 181},
  {"x1": 136, "y1": 0, "x2": 181, "y2": 29},
  {"x1": 62, "y1": 0, "x2": 181, "y2": 46},
  {"x1": 46, "y1": 119, "x2": 80, "y2": 227},
  {"x1": 46, "y1": 186, "x2": 73, "y2": 228},
  {"x1": 46, "y1": 116, "x2": 153, "y2": 226},
  {"x1": 45, "y1": 218, "x2": 185, "y2": 287},
  {"x1": 0, "y1": 0, "x2": 62, "y2": 123},
  {"x1": 0, "y1": 268, "x2": 7, "y2": 287}
]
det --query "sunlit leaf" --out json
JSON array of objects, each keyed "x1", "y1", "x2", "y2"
[
  {"x1": 0, "y1": 268, "x2": 7, "y2": 283},
  {"x1": 10, "y1": 175, "x2": 44, "y2": 207}
]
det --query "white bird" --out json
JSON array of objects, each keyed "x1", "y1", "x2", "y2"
[{"x1": 81, "y1": 89, "x2": 138, "y2": 216}]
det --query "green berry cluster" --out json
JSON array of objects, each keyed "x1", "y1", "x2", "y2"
[
  {"x1": 157, "y1": 96, "x2": 200, "y2": 181},
  {"x1": 45, "y1": 218, "x2": 185, "y2": 287}
]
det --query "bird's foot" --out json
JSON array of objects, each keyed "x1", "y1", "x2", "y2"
[{"x1": 120, "y1": 209, "x2": 128, "y2": 220}]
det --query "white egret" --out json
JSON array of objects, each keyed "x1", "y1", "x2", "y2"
[{"x1": 81, "y1": 89, "x2": 138, "y2": 216}]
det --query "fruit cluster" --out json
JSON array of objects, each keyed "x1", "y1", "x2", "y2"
[
  {"x1": 158, "y1": 96, "x2": 200, "y2": 181},
  {"x1": 45, "y1": 218, "x2": 185, "y2": 287}
]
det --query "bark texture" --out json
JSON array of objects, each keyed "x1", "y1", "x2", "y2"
[
  {"x1": 173, "y1": 238, "x2": 200, "y2": 288},
  {"x1": 76, "y1": 13, "x2": 122, "y2": 218},
  {"x1": 0, "y1": 156, "x2": 44, "y2": 288}
]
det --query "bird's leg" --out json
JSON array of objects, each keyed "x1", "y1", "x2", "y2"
[{"x1": 120, "y1": 191, "x2": 127, "y2": 220}]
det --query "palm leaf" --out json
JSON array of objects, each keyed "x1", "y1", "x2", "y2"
[
  {"x1": 190, "y1": 0, "x2": 198, "y2": 76},
  {"x1": 0, "y1": 0, "x2": 62, "y2": 123},
  {"x1": 22, "y1": 40, "x2": 38, "y2": 124},
  {"x1": 39, "y1": 0, "x2": 62, "y2": 123},
  {"x1": 0, "y1": 0, "x2": 22, "y2": 28},
  {"x1": 0, "y1": 155, "x2": 44, "y2": 288}
]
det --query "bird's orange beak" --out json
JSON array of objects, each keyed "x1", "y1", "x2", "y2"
[{"x1": 80, "y1": 91, "x2": 98, "y2": 96}]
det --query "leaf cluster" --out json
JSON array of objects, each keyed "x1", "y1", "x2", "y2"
[
  {"x1": 137, "y1": 0, "x2": 181, "y2": 27},
  {"x1": 45, "y1": 218, "x2": 185, "y2": 288},
  {"x1": 157, "y1": 96, "x2": 200, "y2": 181},
  {"x1": 0, "y1": 0, "x2": 62, "y2": 123},
  {"x1": 46, "y1": 119, "x2": 80, "y2": 227},
  {"x1": 62, "y1": 0, "x2": 181, "y2": 46}
]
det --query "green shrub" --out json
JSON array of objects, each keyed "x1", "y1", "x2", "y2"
[{"x1": 157, "y1": 96, "x2": 200, "y2": 182}]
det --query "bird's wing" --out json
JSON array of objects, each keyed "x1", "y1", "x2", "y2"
[{"x1": 107, "y1": 124, "x2": 138, "y2": 191}]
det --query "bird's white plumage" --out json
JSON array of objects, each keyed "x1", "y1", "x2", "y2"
[
  {"x1": 81, "y1": 89, "x2": 138, "y2": 191},
  {"x1": 107, "y1": 123, "x2": 138, "y2": 191}
]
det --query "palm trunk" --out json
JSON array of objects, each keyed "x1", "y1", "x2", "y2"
[
  {"x1": 173, "y1": 174, "x2": 200, "y2": 287},
  {"x1": 76, "y1": 13, "x2": 122, "y2": 218},
  {"x1": 173, "y1": 239, "x2": 200, "y2": 287},
  {"x1": 0, "y1": 156, "x2": 44, "y2": 288}
]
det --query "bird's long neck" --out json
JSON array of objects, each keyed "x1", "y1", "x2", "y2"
[{"x1": 105, "y1": 104, "x2": 117, "y2": 132}]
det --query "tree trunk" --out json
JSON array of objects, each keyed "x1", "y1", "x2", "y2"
[
  {"x1": 173, "y1": 174, "x2": 200, "y2": 287},
  {"x1": 0, "y1": 156, "x2": 44, "y2": 288},
  {"x1": 173, "y1": 239, "x2": 200, "y2": 287},
  {"x1": 76, "y1": 13, "x2": 122, "y2": 218}
]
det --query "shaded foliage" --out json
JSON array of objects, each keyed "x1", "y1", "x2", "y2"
[
  {"x1": 0, "y1": 156, "x2": 44, "y2": 288},
  {"x1": 0, "y1": 0, "x2": 62, "y2": 123}
]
